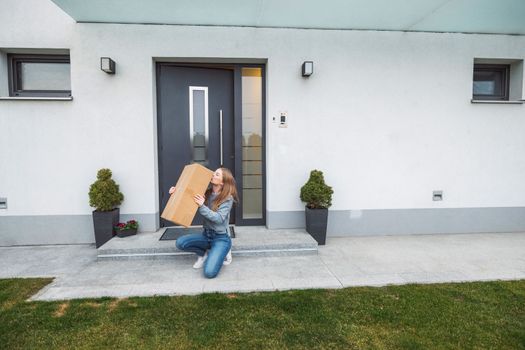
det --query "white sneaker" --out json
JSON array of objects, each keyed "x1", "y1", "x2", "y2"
[
  {"x1": 223, "y1": 249, "x2": 232, "y2": 265},
  {"x1": 193, "y1": 252, "x2": 207, "y2": 269}
]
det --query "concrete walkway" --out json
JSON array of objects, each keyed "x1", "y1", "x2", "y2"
[{"x1": 0, "y1": 232, "x2": 524, "y2": 301}]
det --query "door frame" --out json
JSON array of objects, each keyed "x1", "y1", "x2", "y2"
[{"x1": 155, "y1": 62, "x2": 266, "y2": 227}]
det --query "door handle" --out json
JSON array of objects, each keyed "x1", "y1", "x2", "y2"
[{"x1": 219, "y1": 109, "x2": 223, "y2": 166}]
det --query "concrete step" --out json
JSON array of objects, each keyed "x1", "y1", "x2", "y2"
[{"x1": 97, "y1": 226, "x2": 318, "y2": 260}]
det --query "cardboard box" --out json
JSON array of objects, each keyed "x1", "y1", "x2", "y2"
[{"x1": 161, "y1": 163, "x2": 214, "y2": 227}]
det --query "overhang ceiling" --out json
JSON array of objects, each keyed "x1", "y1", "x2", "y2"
[{"x1": 50, "y1": 0, "x2": 525, "y2": 35}]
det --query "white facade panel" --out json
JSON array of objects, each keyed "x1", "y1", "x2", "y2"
[{"x1": 1, "y1": 0, "x2": 524, "y2": 243}]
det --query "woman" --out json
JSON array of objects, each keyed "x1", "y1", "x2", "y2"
[{"x1": 170, "y1": 167, "x2": 238, "y2": 278}]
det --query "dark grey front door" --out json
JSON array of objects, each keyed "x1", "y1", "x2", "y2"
[{"x1": 157, "y1": 65, "x2": 235, "y2": 227}]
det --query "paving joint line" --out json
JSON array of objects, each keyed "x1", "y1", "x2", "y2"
[{"x1": 316, "y1": 251, "x2": 345, "y2": 288}]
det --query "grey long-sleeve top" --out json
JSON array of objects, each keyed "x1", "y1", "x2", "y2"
[{"x1": 198, "y1": 192, "x2": 233, "y2": 236}]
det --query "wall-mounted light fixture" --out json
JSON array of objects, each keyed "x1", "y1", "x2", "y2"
[
  {"x1": 433, "y1": 190, "x2": 443, "y2": 201},
  {"x1": 100, "y1": 57, "x2": 116, "y2": 74},
  {"x1": 302, "y1": 61, "x2": 313, "y2": 77}
]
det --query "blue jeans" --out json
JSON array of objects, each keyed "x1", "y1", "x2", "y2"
[{"x1": 175, "y1": 228, "x2": 232, "y2": 279}]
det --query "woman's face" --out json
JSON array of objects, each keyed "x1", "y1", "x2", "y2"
[{"x1": 211, "y1": 168, "x2": 223, "y2": 186}]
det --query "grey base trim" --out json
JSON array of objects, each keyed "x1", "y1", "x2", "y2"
[
  {"x1": 267, "y1": 210, "x2": 305, "y2": 229},
  {"x1": 120, "y1": 212, "x2": 159, "y2": 233},
  {"x1": 268, "y1": 207, "x2": 525, "y2": 236},
  {"x1": 4, "y1": 207, "x2": 525, "y2": 245},
  {"x1": 0, "y1": 212, "x2": 159, "y2": 246}
]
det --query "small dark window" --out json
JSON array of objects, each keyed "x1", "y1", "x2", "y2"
[
  {"x1": 472, "y1": 64, "x2": 509, "y2": 101},
  {"x1": 8, "y1": 54, "x2": 71, "y2": 97}
]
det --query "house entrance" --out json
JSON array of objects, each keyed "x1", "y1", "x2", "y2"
[{"x1": 156, "y1": 63, "x2": 265, "y2": 227}]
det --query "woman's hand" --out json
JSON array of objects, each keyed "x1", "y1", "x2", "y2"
[
  {"x1": 194, "y1": 194, "x2": 205, "y2": 207},
  {"x1": 168, "y1": 186, "x2": 176, "y2": 195}
]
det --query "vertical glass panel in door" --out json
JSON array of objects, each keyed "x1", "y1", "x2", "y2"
[
  {"x1": 241, "y1": 68, "x2": 263, "y2": 219},
  {"x1": 189, "y1": 87, "x2": 208, "y2": 166}
]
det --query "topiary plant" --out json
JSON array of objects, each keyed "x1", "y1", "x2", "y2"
[
  {"x1": 88, "y1": 168, "x2": 124, "y2": 212},
  {"x1": 300, "y1": 170, "x2": 333, "y2": 209}
]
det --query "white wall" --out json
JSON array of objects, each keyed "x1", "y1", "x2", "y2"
[
  {"x1": 0, "y1": 0, "x2": 77, "y2": 217},
  {"x1": 1, "y1": 0, "x2": 525, "y2": 230},
  {"x1": 0, "y1": 0, "x2": 74, "y2": 46}
]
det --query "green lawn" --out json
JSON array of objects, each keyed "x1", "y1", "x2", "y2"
[{"x1": 1, "y1": 278, "x2": 524, "y2": 349}]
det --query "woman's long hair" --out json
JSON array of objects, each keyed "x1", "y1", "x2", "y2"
[{"x1": 204, "y1": 167, "x2": 239, "y2": 211}]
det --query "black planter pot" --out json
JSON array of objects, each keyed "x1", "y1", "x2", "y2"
[
  {"x1": 116, "y1": 228, "x2": 137, "y2": 238},
  {"x1": 92, "y1": 208, "x2": 119, "y2": 248},
  {"x1": 305, "y1": 206, "x2": 328, "y2": 245}
]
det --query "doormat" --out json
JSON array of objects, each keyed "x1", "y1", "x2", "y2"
[{"x1": 159, "y1": 225, "x2": 236, "y2": 241}]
